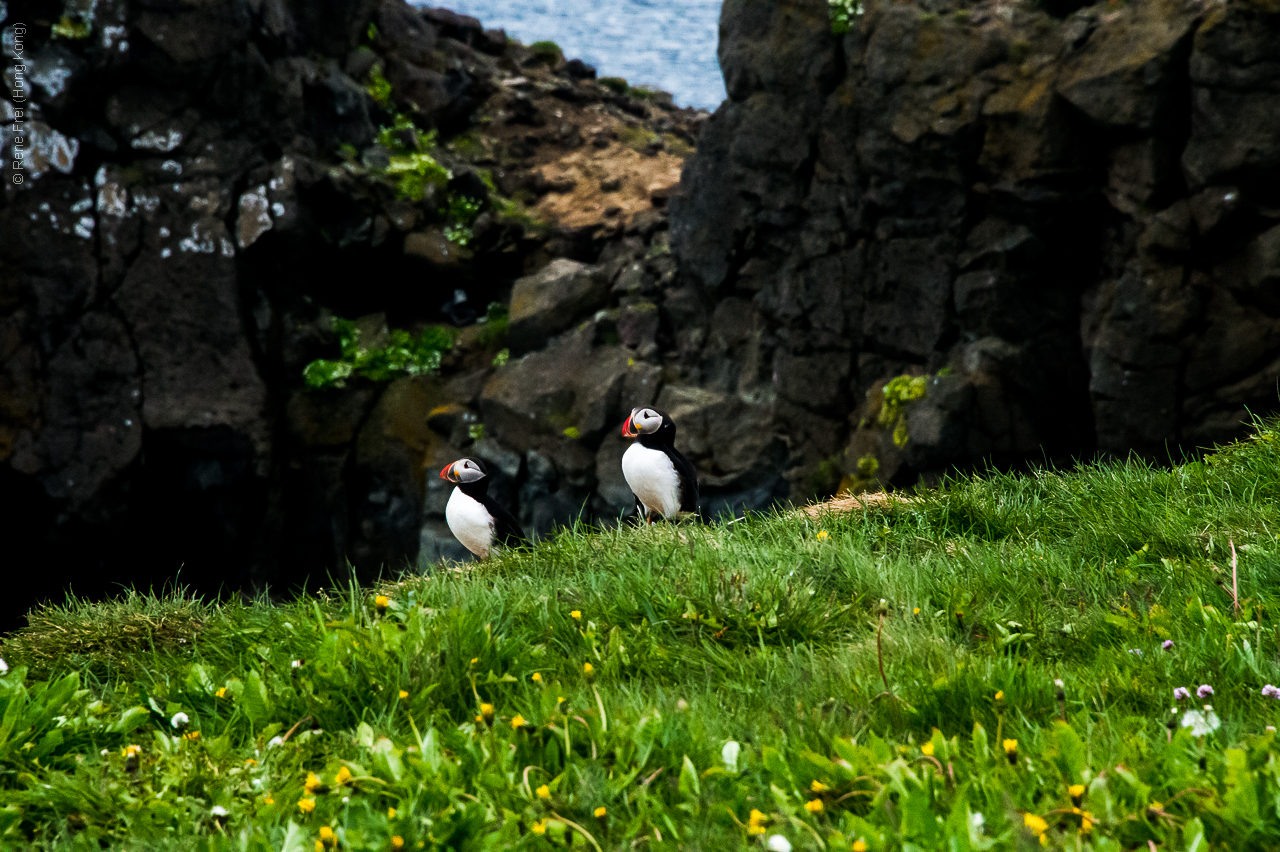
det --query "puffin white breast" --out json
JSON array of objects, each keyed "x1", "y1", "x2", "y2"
[
  {"x1": 622, "y1": 442, "x2": 681, "y2": 518},
  {"x1": 446, "y1": 488, "x2": 496, "y2": 558}
]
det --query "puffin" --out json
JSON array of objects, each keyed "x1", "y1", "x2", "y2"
[
  {"x1": 620, "y1": 407, "x2": 699, "y2": 523},
  {"x1": 440, "y1": 458, "x2": 527, "y2": 559}
]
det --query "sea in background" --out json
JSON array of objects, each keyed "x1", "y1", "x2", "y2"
[{"x1": 419, "y1": 0, "x2": 726, "y2": 110}]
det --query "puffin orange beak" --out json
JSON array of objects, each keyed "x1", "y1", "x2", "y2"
[
  {"x1": 440, "y1": 463, "x2": 457, "y2": 481},
  {"x1": 622, "y1": 416, "x2": 637, "y2": 438}
]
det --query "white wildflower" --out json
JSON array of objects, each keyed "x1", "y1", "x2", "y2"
[
  {"x1": 766, "y1": 836, "x2": 792, "y2": 852},
  {"x1": 721, "y1": 740, "x2": 740, "y2": 772},
  {"x1": 170, "y1": 712, "x2": 189, "y2": 729},
  {"x1": 1180, "y1": 705, "x2": 1221, "y2": 737}
]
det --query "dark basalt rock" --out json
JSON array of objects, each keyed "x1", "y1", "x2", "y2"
[
  {"x1": 0, "y1": 0, "x2": 703, "y2": 629},
  {"x1": 6, "y1": 0, "x2": 1280, "y2": 632},
  {"x1": 507, "y1": 259, "x2": 609, "y2": 355},
  {"x1": 672, "y1": 0, "x2": 1280, "y2": 499}
]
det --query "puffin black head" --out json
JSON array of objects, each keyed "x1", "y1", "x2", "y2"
[
  {"x1": 440, "y1": 457, "x2": 490, "y2": 494},
  {"x1": 622, "y1": 407, "x2": 674, "y2": 445}
]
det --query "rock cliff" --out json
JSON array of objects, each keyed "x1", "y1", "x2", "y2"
[
  {"x1": 673, "y1": 0, "x2": 1280, "y2": 493},
  {"x1": 0, "y1": 0, "x2": 701, "y2": 626},
  {"x1": 4, "y1": 0, "x2": 1280, "y2": 629}
]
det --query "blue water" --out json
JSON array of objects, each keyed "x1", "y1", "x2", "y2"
[{"x1": 422, "y1": 0, "x2": 726, "y2": 110}]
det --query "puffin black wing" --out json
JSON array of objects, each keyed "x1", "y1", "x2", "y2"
[
  {"x1": 667, "y1": 447, "x2": 700, "y2": 513},
  {"x1": 482, "y1": 495, "x2": 528, "y2": 548}
]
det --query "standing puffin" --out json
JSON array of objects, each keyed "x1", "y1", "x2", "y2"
[
  {"x1": 440, "y1": 458, "x2": 527, "y2": 559},
  {"x1": 620, "y1": 407, "x2": 698, "y2": 523}
]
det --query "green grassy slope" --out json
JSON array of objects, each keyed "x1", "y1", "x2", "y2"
[{"x1": 6, "y1": 420, "x2": 1280, "y2": 850}]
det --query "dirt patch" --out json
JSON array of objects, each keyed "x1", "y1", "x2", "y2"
[
  {"x1": 799, "y1": 491, "x2": 909, "y2": 518},
  {"x1": 533, "y1": 142, "x2": 684, "y2": 229}
]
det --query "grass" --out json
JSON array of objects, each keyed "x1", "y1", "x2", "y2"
[{"x1": 7, "y1": 418, "x2": 1280, "y2": 849}]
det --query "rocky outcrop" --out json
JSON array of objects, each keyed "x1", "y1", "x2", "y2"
[
  {"x1": 0, "y1": 0, "x2": 702, "y2": 628},
  {"x1": 671, "y1": 0, "x2": 1280, "y2": 494},
  {"x1": 6, "y1": 0, "x2": 1280, "y2": 631}
]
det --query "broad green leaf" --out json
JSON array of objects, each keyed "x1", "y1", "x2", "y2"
[
  {"x1": 1222, "y1": 748, "x2": 1259, "y2": 827},
  {"x1": 108, "y1": 706, "x2": 150, "y2": 734},
  {"x1": 1052, "y1": 722, "x2": 1086, "y2": 779},
  {"x1": 184, "y1": 663, "x2": 215, "y2": 695},
  {"x1": 241, "y1": 671, "x2": 270, "y2": 726},
  {"x1": 1183, "y1": 817, "x2": 1206, "y2": 852},
  {"x1": 762, "y1": 746, "x2": 793, "y2": 788},
  {"x1": 372, "y1": 737, "x2": 404, "y2": 782},
  {"x1": 678, "y1": 754, "x2": 700, "y2": 798}
]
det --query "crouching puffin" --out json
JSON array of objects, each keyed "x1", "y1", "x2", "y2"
[
  {"x1": 620, "y1": 407, "x2": 698, "y2": 522},
  {"x1": 440, "y1": 458, "x2": 527, "y2": 559}
]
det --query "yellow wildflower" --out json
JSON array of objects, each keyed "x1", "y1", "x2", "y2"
[
  {"x1": 123, "y1": 744, "x2": 142, "y2": 757},
  {"x1": 183, "y1": 731, "x2": 201, "y2": 741},
  {"x1": 747, "y1": 808, "x2": 768, "y2": 834},
  {"x1": 263, "y1": 796, "x2": 274, "y2": 805},
  {"x1": 1069, "y1": 784, "x2": 1084, "y2": 798},
  {"x1": 470, "y1": 657, "x2": 478, "y2": 665},
  {"x1": 1023, "y1": 813, "x2": 1048, "y2": 836},
  {"x1": 298, "y1": 797, "x2": 316, "y2": 814},
  {"x1": 1002, "y1": 739, "x2": 1017, "y2": 754},
  {"x1": 511, "y1": 714, "x2": 526, "y2": 728},
  {"x1": 479, "y1": 703, "x2": 494, "y2": 724},
  {"x1": 532, "y1": 672, "x2": 543, "y2": 683},
  {"x1": 817, "y1": 530, "x2": 829, "y2": 540},
  {"x1": 244, "y1": 758, "x2": 258, "y2": 767},
  {"x1": 531, "y1": 820, "x2": 547, "y2": 835},
  {"x1": 318, "y1": 826, "x2": 337, "y2": 847},
  {"x1": 1080, "y1": 811, "x2": 1094, "y2": 833},
  {"x1": 315, "y1": 841, "x2": 324, "y2": 852},
  {"x1": 810, "y1": 780, "x2": 829, "y2": 793},
  {"x1": 571, "y1": 610, "x2": 582, "y2": 620},
  {"x1": 583, "y1": 662, "x2": 594, "y2": 675},
  {"x1": 853, "y1": 841, "x2": 868, "y2": 852},
  {"x1": 334, "y1": 765, "x2": 352, "y2": 786},
  {"x1": 388, "y1": 807, "x2": 397, "y2": 819},
  {"x1": 398, "y1": 689, "x2": 409, "y2": 699},
  {"x1": 804, "y1": 799, "x2": 824, "y2": 813},
  {"x1": 594, "y1": 807, "x2": 606, "y2": 817},
  {"x1": 913, "y1": 607, "x2": 920, "y2": 615},
  {"x1": 994, "y1": 690, "x2": 1004, "y2": 701},
  {"x1": 305, "y1": 772, "x2": 324, "y2": 793},
  {"x1": 536, "y1": 784, "x2": 550, "y2": 799},
  {"x1": 921, "y1": 742, "x2": 934, "y2": 756},
  {"x1": 391, "y1": 838, "x2": 404, "y2": 850},
  {"x1": 375, "y1": 595, "x2": 389, "y2": 611},
  {"x1": 215, "y1": 687, "x2": 228, "y2": 699}
]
